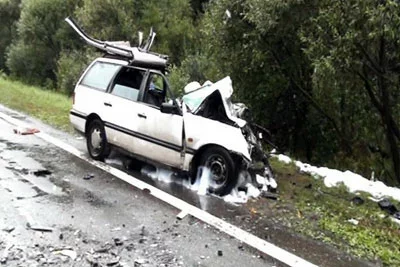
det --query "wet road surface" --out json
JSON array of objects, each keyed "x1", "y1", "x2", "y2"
[
  {"x1": 0, "y1": 104, "x2": 377, "y2": 267},
  {"x1": 0, "y1": 110, "x2": 277, "y2": 266}
]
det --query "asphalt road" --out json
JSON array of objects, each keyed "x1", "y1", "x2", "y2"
[
  {"x1": 0, "y1": 104, "x2": 378, "y2": 267},
  {"x1": 0, "y1": 111, "x2": 279, "y2": 266}
]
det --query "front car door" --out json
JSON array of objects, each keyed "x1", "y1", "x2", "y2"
[
  {"x1": 103, "y1": 66, "x2": 146, "y2": 154},
  {"x1": 134, "y1": 71, "x2": 184, "y2": 168}
]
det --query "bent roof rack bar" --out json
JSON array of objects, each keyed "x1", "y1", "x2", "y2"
[{"x1": 65, "y1": 17, "x2": 168, "y2": 70}]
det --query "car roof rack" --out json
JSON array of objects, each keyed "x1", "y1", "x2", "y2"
[{"x1": 65, "y1": 17, "x2": 168, "y2": 70}]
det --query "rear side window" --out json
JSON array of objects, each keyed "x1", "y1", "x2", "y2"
[
  {"x1": 111, "y1": 67, "x2": 145, "y2": 101},
  {"x1": 80, "y1": 62, "x2": 121, "y2": 91}
]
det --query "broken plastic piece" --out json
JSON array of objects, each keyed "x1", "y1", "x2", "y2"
[
  {"x1": 176, "y1": 210, "x2": 189, "y2": 220},
  {"x1": 351, "y1": 196, "x2": 364, "y2": 206},
  {"x1": 378, "y1": 198, "x2": 398, "y2": 215},
  {"x1": 83, "y1": 173, "x2": 95, "y2": 180},
  {"x1": 53, "y1": 249, "x2": 77, "y2": 260},
  {"x1": 13, "y1": 127, "x2": 40, "y2": 135},
  {"x1": 27, "y1": 223, "x2": 53, "y2": 232}
]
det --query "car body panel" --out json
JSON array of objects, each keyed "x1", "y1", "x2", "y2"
[
  {"x1": 134, "y1": 103, "x2": 183, "y2": 168},
  {"x1": 183, "y1": 112, "x2": 251, "y2": 161}
]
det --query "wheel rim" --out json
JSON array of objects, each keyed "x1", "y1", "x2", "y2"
[
  {"x1": 205, "y1": 154, "x2": 228, "y2": 188},
  {"x1": 90, "y1": 127, "x2": 103, "y2": 156}
]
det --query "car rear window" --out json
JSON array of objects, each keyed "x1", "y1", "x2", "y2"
[{"x1": 80, "y1": 62, "x2": 121, "y2": 91}]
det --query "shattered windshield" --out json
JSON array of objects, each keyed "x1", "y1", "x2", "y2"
[
  {"x1": 182, "y1": 85, "x2": 215, "y2": 112},
  {"x1": 182, "y1": 76, "x2": 234, "y2": 113}
]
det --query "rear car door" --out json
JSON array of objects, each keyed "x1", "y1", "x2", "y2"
[
  {"x1": 70, "y1": 60, "x2": 122, "y2": 133},
  {"x1": 134, "y1": 72, "x2": 184, "y2": 168}
]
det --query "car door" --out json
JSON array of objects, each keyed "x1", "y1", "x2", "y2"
[
  {"x1": 134, "y1": 72, "x2": 184, "y2": 168},
  {"x1": 103, "y1": 66, "x2": 146, "y2": 153}
]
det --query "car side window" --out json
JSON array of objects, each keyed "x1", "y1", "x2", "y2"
[
  {"x1": 111, "y1": 67, "x2": 145, "y2": 102},
  {"x1": 143, "y1": 73, "x2": 167, "y2": 107},
  {"x1": 80, "y1": 62, "x2": 120, "y2": 91}
]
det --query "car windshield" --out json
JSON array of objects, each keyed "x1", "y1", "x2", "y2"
[{"x1": 182, "y1": 84, "x2": 215, "y2": 112}]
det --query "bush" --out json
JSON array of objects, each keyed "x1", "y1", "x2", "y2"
[{"x1": 56, "y1": 49, "x2": 98, "y2": 95}]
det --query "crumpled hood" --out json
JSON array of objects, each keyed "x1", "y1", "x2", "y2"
[{"x1": 182, "y1": 76, "x2": 247, "y2": 127}]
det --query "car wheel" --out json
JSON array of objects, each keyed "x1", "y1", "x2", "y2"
[
  {"x1": 198, "y1": 147, "x2": 238, "y2": 196},
  {"x1": 86, "y1": 119, "x2": 110, "y2": 161}
]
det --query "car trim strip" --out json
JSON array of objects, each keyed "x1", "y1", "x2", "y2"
[
  {"x1": 104, "y1": 121, "x2": 196, "y2": 155},
  {"x1": 70, "y1": 110, "x2": 87, "y2": 119},
  {"x1": 70, "y1": 111, "x2": 196, "y2": 155}
]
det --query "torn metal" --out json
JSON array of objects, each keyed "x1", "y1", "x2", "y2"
[{"x1": 182, "y1": 77, "x2": 276, "y2": 191}]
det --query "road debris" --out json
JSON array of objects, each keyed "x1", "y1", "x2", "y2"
[
  {"x1": 348, "y1": 219, "x2": 359, "y2": 225},
  {"x1": 13, "y1": 127, "x2": 40, "y2": 135},
  {"x1": 114, "y1": 238, "x2": 123, "y2": 246},
  {"x1": 261, "y1": 191, "x2": 278, "y2": 200},
  {"x1": 176, "y1": 210, "x2": 188, "y2": 220},
  {"x1": 351, "y1": 196, "x2": 364, "y2": 206},
  {"x1": 53, "y1": 249, "x2": 77, "y2": 260},
  {"x1": 1, "y1": 244, "x2": 14, "y2": 264},
  {"x1": 83, "y1": 173, "x2": 95, "y2": 180},
  {"x1": 2, "y1": 226, "x2": 15, "y2": 233},
  {"x1": 218, "y1": 250, "x2": 223, "y2": 256},
  {"x1": 378, "y1": 198, "x2": 398, "y2": 215},
  {"x1": 134, "y1": 258, "x2": 145, "y2": 266},
  {"x1": 32, "y1": 169, "x2": 52, "y2": 177},
  {"x1": 26, "y1": 223, "x2": 53, "y2": 232}
]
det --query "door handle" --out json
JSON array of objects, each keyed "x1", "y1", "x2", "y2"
[
  {"x1": 104, "y1": 102, "x2": 112, "y2": 107},
  {"x1": 137, "y1": 113, "x2": 147, "y2": 119}
]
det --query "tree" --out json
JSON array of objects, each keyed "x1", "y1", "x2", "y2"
[
  {"x1": 6, "y1": 0, "x2": 81, "y2": 86},
  {"x1": 0, "y1": 0, "x2": 21, "y2": 72},
  {"x1": 302, "y1": 0, "x2": 400, "y2": 183}
]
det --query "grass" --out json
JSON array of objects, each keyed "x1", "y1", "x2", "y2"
[
  {"x1": 0, "y1": 77, "x2": 72, "y2": 131},
  {"x1": 268, "y1": 157, "x2": 400, "y2": 266}
]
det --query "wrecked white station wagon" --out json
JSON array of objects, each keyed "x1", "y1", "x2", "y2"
[{"x1": 67, "y1": 18, "x2": 275, "y2": 196}]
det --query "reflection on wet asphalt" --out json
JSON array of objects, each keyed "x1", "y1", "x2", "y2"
[
  {"x1": 0, "y1": 115, "x2": 274, "y2": 267},
  {"x1": 0, "y1": 107, "x2": 374, "y2": 267}
]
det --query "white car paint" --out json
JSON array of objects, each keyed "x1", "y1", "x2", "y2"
[{"x1": 70, "y1": 57, "x2": 251, "y2": 173}]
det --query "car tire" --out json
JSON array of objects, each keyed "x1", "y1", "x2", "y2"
[
  {"x1": 86, "y1": 119, "x2": 110, "y2": 161},
  {"x1": 198, "y1": 146, "x2": 238, "y2": 196}
]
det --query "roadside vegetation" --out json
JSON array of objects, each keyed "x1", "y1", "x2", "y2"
[
  {"x1": 0, "y1": 77, "x2": 71, "y2": 131},
  {"x1": 260, "y1": 158, "x2": 400, "y2": 266}
]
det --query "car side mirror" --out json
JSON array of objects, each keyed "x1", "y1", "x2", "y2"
[{"x1": 160, "y1": 102, "x2": 178, "y2": 114}]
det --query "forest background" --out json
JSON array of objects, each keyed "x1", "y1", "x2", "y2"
[{"x1": 1, "y1": 0, "x2": 400, "y2": 186}]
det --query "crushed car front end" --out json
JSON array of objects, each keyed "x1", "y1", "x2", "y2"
[{"x1": 182, "y1": 76, "x2": 276, "y2": 191}]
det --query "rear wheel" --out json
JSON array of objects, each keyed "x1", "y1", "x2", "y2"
[
  {"x1": 86, "y1": 119, "x2": 110, "y2": 161},
  {"x1": 198, "y1": 147, "x2": 237, "y2": 196}
]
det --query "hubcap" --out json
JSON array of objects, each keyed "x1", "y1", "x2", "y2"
[
  {"x1": 205, "y1": 155, "x2": 227, "y2": 187},
  {"x1": 90, "y1": 128, "x2": 102, "y2": 155}
]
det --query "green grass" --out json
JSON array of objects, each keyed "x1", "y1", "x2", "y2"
[
  {"x1": 269, "y1": 158, "x2": 400, "y2": 266},
  {"x1": 0, "y1": 78, "x2": 72, "y2": 131}
]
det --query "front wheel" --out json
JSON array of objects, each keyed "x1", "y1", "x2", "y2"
[
  {"x1": 86, "y1": 119, "x2": 110, "y2": 161},
  {"x1": 198, "y1": 147, "x2": 238, "y2": 196}
]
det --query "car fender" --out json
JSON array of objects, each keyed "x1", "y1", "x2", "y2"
[{"x1": 184, "y1": 113, "x2": 250, "y2": 161}]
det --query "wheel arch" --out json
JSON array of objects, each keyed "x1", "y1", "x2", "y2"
[
  {"x1": 189, "y1": 144, "x2": 243, "y2": 178},
  {"x1": 85, "y1": 113, "x2": 102, "y2": 134}
]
